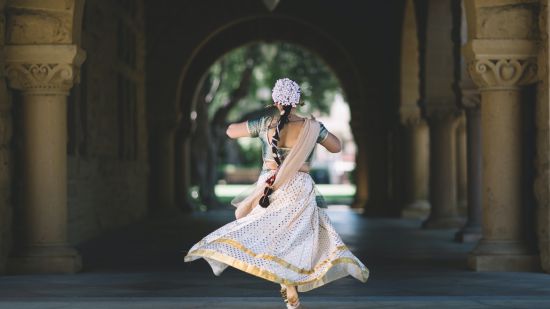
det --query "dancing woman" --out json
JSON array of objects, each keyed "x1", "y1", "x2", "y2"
[{"x1": 184, "y1": 78, "x2": 369, "y2": 308}]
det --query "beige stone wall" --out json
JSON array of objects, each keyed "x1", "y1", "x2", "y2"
[
  {"x1": 536, "y1": 0, "x2": 550, "y2": 273},
  {"x1": 65, "y1": 0, "x2": 148, "y2": 245},
  {"x1": 5, "y1": 0, "x2": 84, "y2": 45},
  {"x1": 0, "y1": 0, "x2": 13, "y2": 274}
]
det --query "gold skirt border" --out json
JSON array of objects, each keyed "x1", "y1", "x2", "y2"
[
  {"x1": 210, "y1": 237, "x2": 349, "y2": 275},
  {"x1": 184, "y1": 248, "x2": 369, "y2": 291}
]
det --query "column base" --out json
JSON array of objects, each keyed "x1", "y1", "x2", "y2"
[
  {"x1": 422, "y1": 215, "x2": 464, "y2": 229},
  {"x1": 351, "y1": 198, "x2": 367, "y2": 209},
  {"x1": 401, "y1": 200, "x2": 430, "y2": 219},
  {"x1": 7, "y1": 244, "x2": 82, "y2": 274},
  {"x1": 362, "y1": 205, "x2": 401, "y2": 217},
  {"x1": 468, "y1": 240, "x2": 541, "y2": 272},
  {"x1": 454, "y1": 225, "x2": 482, "y2": 243},
  {"x1": 468, "y1": 254, "x2": 540, "y2": 272}
]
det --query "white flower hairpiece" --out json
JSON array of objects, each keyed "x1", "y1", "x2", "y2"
[{"x1": 271, "y1": 78, "x2": 301, "y2": 107}]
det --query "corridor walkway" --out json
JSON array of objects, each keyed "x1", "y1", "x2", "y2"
[{"x1": 0, "y1": 206, "x2": 549, "y2": 308}]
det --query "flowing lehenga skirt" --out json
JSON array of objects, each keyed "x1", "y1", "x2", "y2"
[{"x1": 183, "y1": 170, "x2": 369, "y2": 292}]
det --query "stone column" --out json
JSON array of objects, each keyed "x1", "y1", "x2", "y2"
[
  {"x1": 465, "y1": 39, "x2": 539, "y2": 271},
  {"x1": 401, "y1": 118, "x2": 430, "y2": 219},
  {"x1": 363, "y1": 126, "x2": 395, "y2": 216},
  {"x1": 350, "y1": 122, "x2": 369, "y2": 210},
  {"x1": 423, "y1": 110, "x2": 464, "y2": 228},
  {"x1": 5, "y1": 45, "x2": 85, "y2": 273},
  {"x1": 175, "y1": 124, "x2": 193, "y2": 212},
  {"x1": 422, "y1": 0, "x2": 464, "y2": 228},
  {"x1": 456, "y1": 116, "x2": 467, "y2": 214},
  {"x1": 536, "y1": 0, "x2": 550, "y2": 273},
  {"x1": 398, "y1": 0, "x2": 428, "y2": 218},
  {"x1": 455, "y1": 85, "x2": 483, "y2": 243},
  {"x1": 152, "y1": 114, "x2": 180, "y2": 214}
]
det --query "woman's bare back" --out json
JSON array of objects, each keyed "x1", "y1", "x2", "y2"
[{"x1": 266, "y1": 116, "x2": 306, "y2": 148}]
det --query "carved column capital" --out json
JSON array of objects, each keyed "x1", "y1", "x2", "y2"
[
  {"x1": 425, "y1": 97, "x2": 461, "y2": 123},
  {"x1": 399, "y1": 104, "x2": 422, "y2": 127},
  {"x1": 5, "y1": 45, "x2": 86, "y2": 95},
  {"x1": 463, "y1": 39, "x2": 538, "y2": 91},
  {"x1": 460, "y1": 81, "x2": 481, "y2": 110}
]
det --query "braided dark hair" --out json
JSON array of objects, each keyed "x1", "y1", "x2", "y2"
[{"x1": 259, "y1": 105, "x2": 293, "y2": 207}]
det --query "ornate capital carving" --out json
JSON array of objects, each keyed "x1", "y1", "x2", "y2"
[
  {"x1": 6, "y1": 63, "x2": 77, "y2": 95},
  {"x1": 468, "y1": 58, "x2": 537, "y2": 90},
  {"x1": 460, "y1": 81, "x2": 481, "y2": 110},
  {"x1": 424, "y1": 97, "x2": 461, "y2": 122},
  {"x1": 399, "y1": 104, "x2": 422, "y2": 127},
  {"x1": 5, "y1": 45, "x2": 86, "y2": 95},
  {"x1": 428, "y1": 110, "x2": 461, "y2": 124},
  {"x1": 463, "y1": 39, "x2": 538, "y2": 91}
]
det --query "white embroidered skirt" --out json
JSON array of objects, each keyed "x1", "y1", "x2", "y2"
[{"x1": 183, "y1": 170, "x2": 370, "y2": 292}]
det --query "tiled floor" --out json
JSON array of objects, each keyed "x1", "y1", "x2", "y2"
[{"x1": 1, "y1": 206, "x2": 549, "y2": 308}]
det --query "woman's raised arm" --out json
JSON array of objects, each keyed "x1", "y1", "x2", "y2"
[
  {"x1": 320, "y1": 132, "x2": 342, "y2": 153},
  {"x1": 226, "y1": 121, "x2": 251, "y2": 139}
]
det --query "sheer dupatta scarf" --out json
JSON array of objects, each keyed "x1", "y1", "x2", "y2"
[{"x1": 232, "y1": 118, "x2": 321, "y2": 219}]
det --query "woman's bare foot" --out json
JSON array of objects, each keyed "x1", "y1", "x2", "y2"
[{"x1": 285, "y1": 285, "x2": 299, "y2": 307}]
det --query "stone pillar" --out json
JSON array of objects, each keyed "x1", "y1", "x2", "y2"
[
  {"x1": 455, "y1": 85, "x2": 483, "y2": 243},
  {"x1": 363, "y1": 126, "x2": 395, "y2": 216},
  {"x1": 5, "y1": 45, "x2": 85, "y2": 273},
  {"x1": 401, "y1": 119, "x2": 430, "y2": 219},
  {"x1": 536, "y1": 0, "x2": 550, "y2": 273},
  {"x1": 152, "y1": 115, "x2": 180, "y2": 214},
  {"x1": 422, "y1": 0, "x2": 464, "y2": 228},
  {"x1": 398, "y1": 0, "x2": 429, "y2": 218},
  {"x1": 423, "y1": 111, "x2": 464, "y2": 229},
  {"x1": 465, "y1": 39, "x2": 540, "y2": 271},
  {"x1": 350, "y1": 122, "x2": 369, "y2": 210},
  {"x1": 175, "y1": 125, "x2": 193, "y2": 212},
  {"x1": 456, "y1": 116, "x2": 467, "y2": 214}
]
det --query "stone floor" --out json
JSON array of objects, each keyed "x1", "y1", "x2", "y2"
[{"x1": 1, "y1": 206, "x2": 550, "y2": 308}]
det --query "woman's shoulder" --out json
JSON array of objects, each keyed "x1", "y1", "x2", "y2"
[
  {"x1": 246, "y1": 109, "x2": 277, "y2": 137},
  {"x1": 304, "y1": 117, "x2": 329, "y2": 143}
]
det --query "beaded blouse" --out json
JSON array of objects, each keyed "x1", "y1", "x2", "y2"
[{"x1": 246, "y1": 113, "x2": 329, "y2": 170}]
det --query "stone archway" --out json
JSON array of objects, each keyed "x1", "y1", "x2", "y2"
[
  {"x1": 168, "y1": 16, "x2": 368, "y2": 213},
  {"x1": 177, "y1": 16, "x2": 364, "y2": 125},
  {"x1": 0, "y1": 0, "x2": 546, "y2": 279}
]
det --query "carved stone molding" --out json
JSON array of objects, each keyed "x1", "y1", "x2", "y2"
[
  {"x1": 424, "y1": 96, "x2": 462, "y2": 123},
  {"x1": 6, "y1": 10, "x2": 72, "y2": 44},
  {"x1": 6, "y1": 63, "x2": 76, "y2": 94},
  {"x1": 425, "y1": 105, "x2": 462, "y2": 124},
  {"x1": 460, "y1": 84, "x2": 481, "y2": 110},
  {"x1": 469, "y1": 58, "x2": 537, "y2": 90},
  {"x1": 399, "y1": 104, "x2": 422, "y2": 127},
  {"x1": 463, "y1": 39, "x2": 538, "y2": 90},
  {"x1": 4, "y1": 45, "x2": 85, "y2": 95}
]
